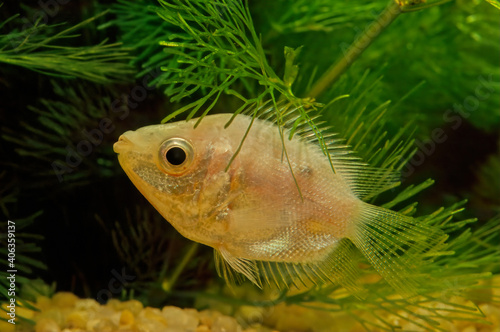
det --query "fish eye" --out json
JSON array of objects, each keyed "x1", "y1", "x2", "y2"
[
  {"x1": 166, "y1": 147, "x2": 186, "y2": 165},
  {"x1": 158, "y1": 137, "x2": 194, "y2": 175}
]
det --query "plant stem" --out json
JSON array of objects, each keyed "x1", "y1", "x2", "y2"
[
  {"x1": 307, "y1": 0, "x2": 402, "y2": 99},
  {"x1": 162, "y1": 242, "x2": 198, "y2": 292}
]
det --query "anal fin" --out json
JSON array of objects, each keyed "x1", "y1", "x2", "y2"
[{"x1": 214, "y1": 240, "x2": 366, "y2": 296}]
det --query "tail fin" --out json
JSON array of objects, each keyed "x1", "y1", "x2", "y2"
[{"x1": 350, "y1": 202, "x2": 447, "y2": 294}]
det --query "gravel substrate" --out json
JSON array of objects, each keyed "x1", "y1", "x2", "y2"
[
  {"x1": 0, "y1": 292, "x2": 277, "y2": 332},
  {"x1": 1, "y1": 279, "x2": 499, "y2": 332}
]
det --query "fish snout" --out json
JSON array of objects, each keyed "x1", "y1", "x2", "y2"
[{"x1": 113, "y1": 135, "x2": 132, "y2": 154}]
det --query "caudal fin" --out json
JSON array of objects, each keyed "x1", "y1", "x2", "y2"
[{"x1": 350, "y1": 202, "x2": 447, "y2": 294}]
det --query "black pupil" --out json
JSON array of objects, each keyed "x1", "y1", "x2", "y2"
[{"x1": 166, "y1": 147, "x2": 186, "y2": 166}]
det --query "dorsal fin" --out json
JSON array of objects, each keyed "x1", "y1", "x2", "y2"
[{"x1": 239, "y1": 100, "x2": 400, "y2": 201}]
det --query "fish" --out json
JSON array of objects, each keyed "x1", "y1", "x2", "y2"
[{"x1": 113, "y1": 106, "x2": 445, "y2": 293}]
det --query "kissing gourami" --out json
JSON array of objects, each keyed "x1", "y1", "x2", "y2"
[{"x1": 113, "y1": 107, "x2": 446, "y2": 293}]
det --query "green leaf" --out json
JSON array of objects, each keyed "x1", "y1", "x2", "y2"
[{"x1": 483, "y1": 0, "x2": 500, "y2": 9}]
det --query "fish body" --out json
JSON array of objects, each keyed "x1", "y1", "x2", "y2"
[{"x1": 114, "y1": 113, "x2": 443, "y2": 291}]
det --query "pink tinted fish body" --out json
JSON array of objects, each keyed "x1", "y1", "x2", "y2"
[{"x1": 114, "y1": 113, "x2": 443, "y2": 291}]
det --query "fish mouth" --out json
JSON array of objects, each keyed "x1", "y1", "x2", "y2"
[{"x1": 113, "y1": 135, "x2": 132, "y2": 154}]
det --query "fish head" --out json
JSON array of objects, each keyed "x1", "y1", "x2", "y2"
[{"x1": 113, "y1": 114, "x2": 241, "y2": 247}]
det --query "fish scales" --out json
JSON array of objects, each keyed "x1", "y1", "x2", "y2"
[{"x1": 114, "y1": 112, "x2": 445, "y2": 292}]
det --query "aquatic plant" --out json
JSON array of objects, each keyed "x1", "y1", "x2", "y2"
[
  {"x1": 0, "y1": 0, "x2": 498, "y2": 331},
  {"x1": 2, "y1": 81, "x2": 119, "y2": 187},
  {"x1": 105, "y1": 0, "x2": 499, "y2": 330},
  {"x1": 0, "y1": 172, "x2": 45, "y2": 325},
  {"x1": 0, "y1": 7, "x2": 134, "y2": 83}
]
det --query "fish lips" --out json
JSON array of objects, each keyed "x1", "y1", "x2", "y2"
[{"x1": 113, "y1": 135, "x2": 131, "y2": 154}]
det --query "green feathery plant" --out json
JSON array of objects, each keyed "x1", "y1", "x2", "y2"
[
  {"x1": 1, "y1": 0, "x2": 498, "y2": 330},
  {"x1": 103, "y1": 205, "x2": 202, "y2": 296},
  {"x1": 2, "y1": 80, "x2": 119, "y2": 187},
  {"x1": 0, "y1": 8, "x2": 134, "y2": 83},
  {"x1": 152, "y1": 0, "x2": 316, "y2": 126},
  {"x1": 111, "y1": 0, "x2": 499, "y2": 134},
  {"x1": 484, "y1": 0, "x2": 500, "y2": 9},
  {"x1": 103, "y1": 0, "x2": 499, "y2": 330},
  {"x1": 163, "y1": 71, "x2": 499, "y2": 331},
  {"x1": 0, "y1": 173, "x2": 45, "y2": 325}
]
